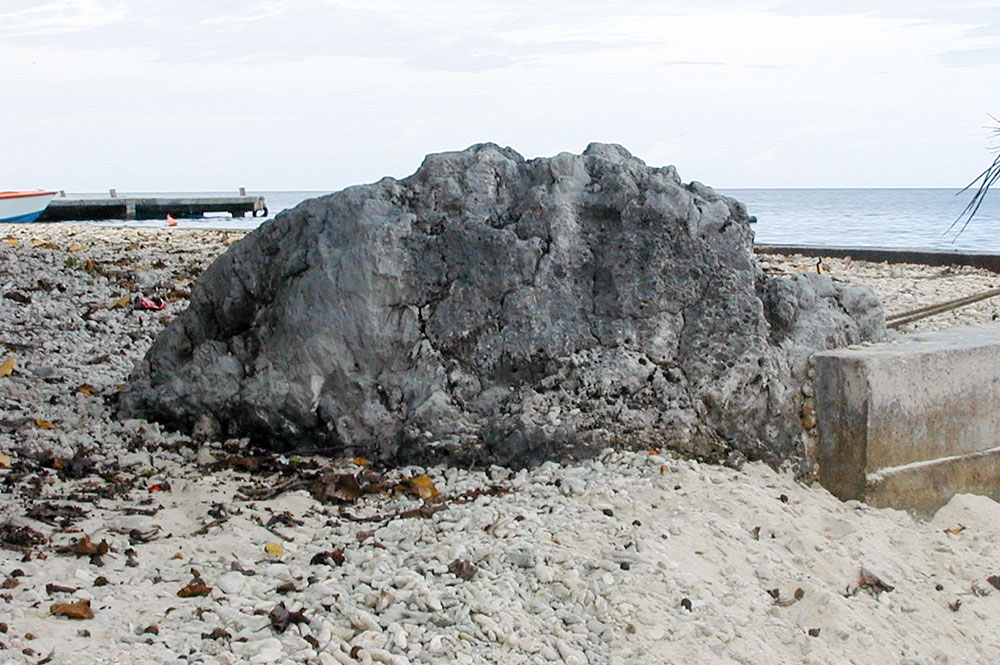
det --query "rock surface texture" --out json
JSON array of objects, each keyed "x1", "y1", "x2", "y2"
[{"x1": 118, "y1": 144, "x2": 884, "y2": 468}]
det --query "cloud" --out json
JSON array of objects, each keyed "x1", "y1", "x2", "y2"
[
  {"x1": 0, "y1": 0, "x2": 126, "y2": 36},
  {"x1": 662, "y1": 60, "x2": 728, "y2": 67},
  {"x1": 939, "y1": 46, "x2": 1000, "y2": 67}
]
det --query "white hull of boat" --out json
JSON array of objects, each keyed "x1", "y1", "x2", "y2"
[{"x1": 0, "y1": 191, "x2": 57, "y2": 223}]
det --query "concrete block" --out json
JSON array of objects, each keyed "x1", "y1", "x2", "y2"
[
  {"x1": 865, "y1": 446, "x2": 1000, "y2": 515},
  {"x1": 814, "y1": 322, "x2": 1000, "y2": 513}
]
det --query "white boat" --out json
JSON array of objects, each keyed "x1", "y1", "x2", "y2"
[{"x1": 0, "y1": 190, "x2": 57, "y2": 223}]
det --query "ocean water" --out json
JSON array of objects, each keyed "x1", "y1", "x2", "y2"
[
  {"x1": 75, "y1": 187, "x2": 1000, "y2": 253},
  {"x1": 724, "y1": 188, "x2": 1000, "y2": 253}
]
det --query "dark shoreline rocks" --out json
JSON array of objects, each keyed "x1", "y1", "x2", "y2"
[{"x1": 118, "y1": 143, "x2": 884, "y2": 469}]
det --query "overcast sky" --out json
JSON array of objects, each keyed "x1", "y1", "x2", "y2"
[{"x1": 3, "y1": 1, "x2": 1000, "y2": 191}]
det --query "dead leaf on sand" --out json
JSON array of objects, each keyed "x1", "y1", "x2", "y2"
[
  {"x1": 177, "y1": 582, "x2": 213, "y2": 598},
  {"x1": 268, "y1": 602, "x2": 308, "y2": 633},
  {"x1": 0, "y1": 357, "x2": 15, "y2": 377},
  {"x1": 448, "y1": 558, "x2": 477, "y2": 581},
  {"x1": 397, "y1": 475, "x2": 441, "y2": 501},
  {"x1": 857, "y1": 567, "x2": 894, "y2": 595},
  {"x1": 51, "y1": 599, "x2": 94, "y2": 619}
]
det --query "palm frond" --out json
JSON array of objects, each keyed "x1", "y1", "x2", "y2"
[{"x1": 948, "y1": 115, "x2": 1000, "y2": 240}]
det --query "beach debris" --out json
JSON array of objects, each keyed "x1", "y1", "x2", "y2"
[
  {"x1": 45, "y1": 583, "x2": 79, "y2": 595},
  {"x1": 971, "y1": 580, "x2": 993, "y2": 597},
  {"x1": 135, "y1": 296, "x2": 166, "y2": 311},
  {"x1": 0, "y1": 454, "x2": 10, "y2": 469},
  {"x1": 849, "y1": 567, "x2": 895, "y2": 596},
  {"x1": 230, "y1": 560, "x2": 257, "y2": 576},
  {"x1": 4, "y1": 290, "x2": 32, "y2": 304},
  {"x1": 264, "y1": 542, "x2": 284, "y2": 557},
  {"x1": 987, "y1": 575, "x2": 1000, "y2": 591},
  {"x1": 267, "y1": 602, "x2": 308, "y2": 633},
  {"x1": 202, "y1": 627, "x2": 231, "y2": 641},
  {"x1": 309, "y1": 549, "x2": 345, "y2": 567},
  {"x1": 51, "y1": 599, "x2": 94, "y2": 620},
  {"x1": 942, "y1": 524, "x2": 966, "y2": 535},
  {"x1": 808, "y1": 628, "x2": 821, "y2": 637},
  {"x1": 949, "y1": 599, "x2": 962, "y2": 612},
  {"x1": 177, "y1": 582, "x2": 212, "y2": 598},
  {"x1": 770, "y1": 587, "x2": 805, "y2": 607},
  {"x1": 0, "y1": 357, "x2": 15, "y2": 377},
  {"x1": 57, "y1": 535, "x2": 110, "y2": 561},
  {"x1": 397, "y1": 474, "x2": 441, "y2": 501},
  {"x1": 448, "y1": 558, "x2": 477, "y2": 581},
  {"x1": 26, "y1": 503, "x2": 87, "y2": 527},
  {"x1": 680, "y1": 598, "x2": 693, "y2": 611},
  {"x1": 166, "y1": 214, "x2": 177, "y2": 227}
]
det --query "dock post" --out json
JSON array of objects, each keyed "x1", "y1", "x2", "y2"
[
  {"x1": 239, "y1": 187, "x2": 246, "y2": 196},
  {"x1": 110, "y1": 188, "x2": 117, "y2": 198},
  {"x1": 125, "y1": 200, "x2": 136, "y2": 220}
]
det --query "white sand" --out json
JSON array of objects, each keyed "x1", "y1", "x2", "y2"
[{"x1": 2, "y1": 225, "x2": 1000, "y2": 665}]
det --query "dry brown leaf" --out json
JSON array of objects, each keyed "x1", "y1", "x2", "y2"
[
  {"x1": 3, "y1": 236, "x2": 19, "y2": 246},
  {"x1": 0, "y1": 356, "x2": 15, "y2": 377},
  {"x1": 858, "y1": 567, "x2": 894, "y2": 594},
  {"x1": 401, "y1": 475, "x2": 440, "y2": 501},
  {"x1": 84, "y1": 259, "x2": 96, "y2": 272},
  {"x1": 51, "y1": 599, "x2": 94, "y2": 620},
  {"x1": 0, "y1": 453, "x2": 11, "y2": 469},
  {"x1": 264, "y1": 542, "x2": 284, "y2": 557},
  {"x1": 34, "y1": 418, "x2": 57, "y2": 430},
  {"x1": 310, "y1": 472, "x2": 363, "y2": 502},
  {"x1": 110, "y1": 294, "x2": 132, "y2": 308},
  {"x1": 353, "y1": 457, "x2": 370, "y2": 467},
  {"x1": 70, "y1": 536, "x2": 110, "y2": 557},
  {"x1": 177, "y1": 583, "x2": 212, "y2": 598},
  {"x1": 76, "y1": 384, "x2": 97, "y2": 396},
  {"x1": 67, "y1": 243, "x2": 86, "y2": 252},
  {"x1": 943, "y1": 524, "x2": 966, "y2": 535},
  {"x1": 448, "y1": 558, "x2": 477, "y2": 580}
]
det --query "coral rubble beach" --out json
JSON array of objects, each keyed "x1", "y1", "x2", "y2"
[{"x1": 2, "y1": 224, "x2": 1000, "y2": 665}]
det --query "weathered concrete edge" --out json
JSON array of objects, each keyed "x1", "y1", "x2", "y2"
[
  {"x1": 813, "y1": 354, "x2": 869, "y2": 501},
  {"x1": 755, "y1": 243, "x2": 1000, "y2": 273},
  {"x1": 814, "y1": 324, "x2": 1000, "y2": 469},
  {"x1": 865, "y1": 445, "x2": 1000, "y2": 516}
]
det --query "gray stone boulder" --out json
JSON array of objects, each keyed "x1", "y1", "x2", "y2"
[{"x1": 118, "y1": 143, "x2": 884, "y2": 468}]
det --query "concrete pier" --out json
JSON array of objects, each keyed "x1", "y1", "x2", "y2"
[
  {"x1": 813, "y1": 322, "x2": 1000, "y2": 514},
  {"x1": 38, "y1": 193, "x2": 268, "y2": 221}
]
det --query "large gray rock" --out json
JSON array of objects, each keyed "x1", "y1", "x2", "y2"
[{"x1": 118, "y1": 143, "x2": 884, "y2": 468}]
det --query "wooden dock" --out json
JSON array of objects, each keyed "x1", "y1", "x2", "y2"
[{"x1": 38, "y1": 190, "x2": 268, "y2": 222}]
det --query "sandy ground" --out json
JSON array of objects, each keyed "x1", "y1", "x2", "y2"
[{"x1": 2, "y1": 224, "x2": 1000, "y2": 665}]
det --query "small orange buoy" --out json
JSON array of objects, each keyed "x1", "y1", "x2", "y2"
[{"x1": 166, "y1": 214, "x2": 177, "y2": 227}]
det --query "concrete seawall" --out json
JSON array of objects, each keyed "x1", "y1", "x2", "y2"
[
  {"x1": 814, "y1": 322, "x2": 1000, "y2": 515},
  {"x1": 755, "y1": 243, "x2": 1000, "y2": 273}
]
